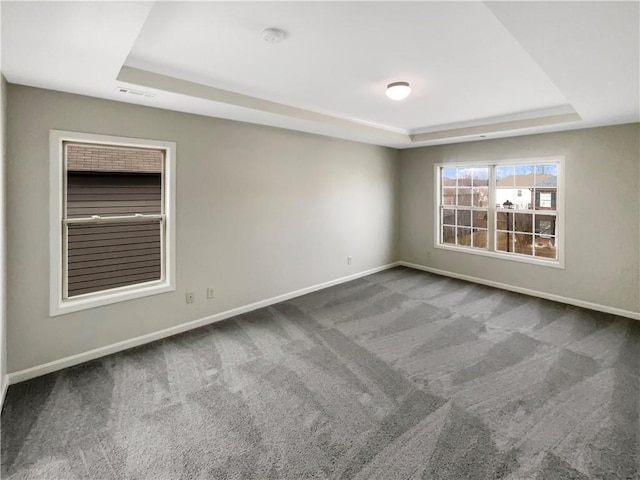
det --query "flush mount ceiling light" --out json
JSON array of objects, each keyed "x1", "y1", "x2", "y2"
[
  {"x1": 385, "y1": 81, "x2": 411, "y2": 101},
  {"x1": 262, "y1": 27, "x2": 287, "y2": 44}
]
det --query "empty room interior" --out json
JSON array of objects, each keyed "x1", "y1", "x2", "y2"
[{"x1": 0, "y1": 1, "x2": 639, "y2": 479}]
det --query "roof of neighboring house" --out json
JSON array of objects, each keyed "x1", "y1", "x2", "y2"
[
  {"x1": 496, "y1": 173, "x2": 557, "y2": 188},
  {"x1": 535, "y1": 176, "x2": 558, "y2": 188},
  {"x1": 441, "y1": 177, "x2": 488, "y2": 187}
]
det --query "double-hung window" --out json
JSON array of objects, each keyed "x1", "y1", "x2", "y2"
[
  {"x1": 440, "y1": 166, "x2": 490, "y2": 249},
  {"x1": 436, "y1": 157, "x2": 564, "y2": 268},
  {"x1": 50, "y1": 131, "x2": 176, "y2": 316}
]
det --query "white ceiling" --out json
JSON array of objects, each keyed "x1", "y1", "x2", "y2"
[{"x1": 2, "y1": 1, "x2": 638, "y2": 148}]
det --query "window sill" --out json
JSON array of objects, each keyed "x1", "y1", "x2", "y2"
[
  {"x1": 50, "y1": 280, "x2": 175, "y2": 317},
  {"x1": 434, "y1": 243, "x2": 565, "y2": 269}
]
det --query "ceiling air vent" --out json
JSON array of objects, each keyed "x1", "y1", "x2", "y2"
[{"x1": 116, "y1": 87, "x2": 156, "y2": 98}]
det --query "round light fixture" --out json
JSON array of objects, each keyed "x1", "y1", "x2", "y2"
[
  {"x1": 262, "y1": 27, "x2": 287, "y2": 44},
  {"x1": 386, "y1": 81, "x2": 411, "y2": 100}
]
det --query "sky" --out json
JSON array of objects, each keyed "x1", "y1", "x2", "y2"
[{"x1": 443, "y1": 164, "x2": 558, "y2": 182}]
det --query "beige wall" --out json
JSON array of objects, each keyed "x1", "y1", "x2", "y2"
[
  {"x1": 399, "y1": 124, "x2": 640, "y2": 314},
  {"x1": 6, "y1": 85, "x2": 399, "y2": 373},
  {"x1": 6, "y1": 83, "x2": 638, "y2": 376},
  {"x1": 1, "y1": 76, "x2": 6, "y2": 396}
]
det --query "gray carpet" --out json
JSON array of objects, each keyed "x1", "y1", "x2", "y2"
[{"x1": 2, "y1": 266, "x2": 639, "y2": 479}]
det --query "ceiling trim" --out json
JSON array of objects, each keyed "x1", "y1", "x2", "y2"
[
  {"x1": 410, "y1": 105, "x2": 578, "y2": 136},
  {"x1": 118, "y1": 66, "x2": 587, "y2": 147},
  {"x1": 410, "y1": 112, "x2": 582, "y2": 143},
  {"x1": 117, "y1": 66, "x2": 410, "y2": 143}
]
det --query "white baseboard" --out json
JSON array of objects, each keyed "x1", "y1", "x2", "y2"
[
  {"x1": 10, "y1": 259, "x2": 634, "y2": 386},
  {"x1": 400, "y1": 261, "x2": 640, "y2": 321},
  {"x1": 7, "y1": 262, "x2": 401, "y2": 385}
]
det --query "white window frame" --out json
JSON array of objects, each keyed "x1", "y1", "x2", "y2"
[
  {"x1": 434, "y1": 156, "x2": 565, "y2": 269},
  {"x1": 50, "y1": 130, "x2": 177, "y2": 316}
]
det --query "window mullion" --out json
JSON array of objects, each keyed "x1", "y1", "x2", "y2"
[
  {"x1": 62, "y1": 222, "x2": 69, "y2": 300},
  {"x1": 64, "y1": 214, "x2": 165, "y2": 225},
  {"x1": 488, "y1": 166, "x2": 496, "y2": 253}
]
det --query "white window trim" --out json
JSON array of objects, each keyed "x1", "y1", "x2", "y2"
[
  {"x1": 49, "y1": 130, "x2": 177, "y2": 316},
  {"x1": 434, "y1": 156, "x2": 565, "y2": 269}
]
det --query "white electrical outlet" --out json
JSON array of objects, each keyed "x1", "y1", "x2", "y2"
[
  {"x1": 347, "y1": 256, "x2": 352, "y2": 265},
  {"x1": 207, "y1": 287, "x2": 215, "y2": 299},
  {"x1": 186, "y1": 292, "x2": 195, "y2": 304}
]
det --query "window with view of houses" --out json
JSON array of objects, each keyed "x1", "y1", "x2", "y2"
[
  {"x1": 436, "y1": 159, "x2": 563, "y2": 267},
  {"x1": 65, "y1": 143, "x2": 165, "y2": 296},
  {"x1": 50, "y1": 131, "x2": 176, "y2": 316}
]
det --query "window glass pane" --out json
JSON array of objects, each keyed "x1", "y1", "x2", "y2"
[
  {"x1": 496, "y1": 231, "x2": 512, "y2": 253},
  {"x1": 472, "y1": 167, "x2": 489, "y2": 186},
  {"x1": 442, "y1": 168, "x2": 457, "y2": 186},
  {"x1": 514, "y1": 213, "x2": 533, "y2": 233},
  {"x1": 457, "y1": 168, "x2": 473, "y2": 187},
  {"x1": 496, "y1": 165, "x2": 534, "y2": 210},
  {"x1": 457, "y1": 188, "x2": 472, "y2": 206},
  {"x1": 457, "y1": 227, "x2": 471, "y2": 246},
  {"x1": 497, "y1": 188, "x2": 533, "y2": 210},
  {"x1": 534, "y1": 235, "x2": 557, "y2": 259},
  {"x1": 513, "y1": 165, "x2": 535, "y2": 187},
  {"x1": 458, "y1": 209, "x2": 471, "y2": 227},
  {"x1": 442, "y1": 208, "x2": 455, "y2": 225},
  {"x1": 520, "y1": 190, "x2": 533, "y2": 210},
  {"x1": 473, "y1": 210, "x2": 487, "y2": 228},
  {"x1": 66, "y1": 221, "x2": 162, "y2": 297},
  {"x1": 442, "y1": 226, "x2": 456, "y2": 244},
  {"x1": 472, "y1": 229, "x2": 487, "y2": 248},
  {"x1": 535, "y1": 164, "x2": 558, "y2": 186},
  {"x1": 66, "y1": 173, "x2": 162, "y2": 218},
  {"x1": 66, "y1": 143, "x2": 163, "y2": 218},
  {"x1": 513, "y1": 234, "x2": 533, "y2": 255},
  {"x1": 535, "y1": 189, "x2": 557, "y2": 210},
  {"x1": 472, "y1": 186, "x2": 489, "y2": 207},
  {"x1": 439, "y1": 166, "x2": 489, "y2": 252},
  {"x1": 442, "y1": 187, "x2": 456, "y2": 206},
  {"x1": 496, "y1": 166, "x2": 514, "y2": 183},
  {"x1": 496, "y1": 212, "x2": 512, "y2": 231},
  {"x1": 540, "y1": 192, "x2": 552, "y2": 207},
  {"x1": 66, "y1": 145, "x2": 163, "y2": 214},
  {"x1": 535, "y1": 214, "x2": 557, "y2": 236},
  {"x1": 496, "y1": 188, "x2": 518, "y2": 208}
]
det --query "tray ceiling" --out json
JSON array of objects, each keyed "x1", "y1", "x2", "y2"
[{"x1": 2, "y1": 2, "x2": 638, "y2": 148}]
